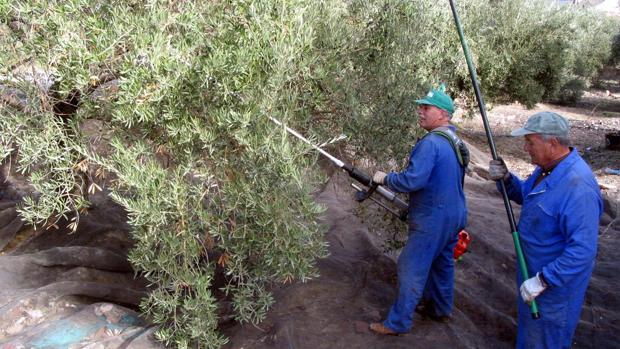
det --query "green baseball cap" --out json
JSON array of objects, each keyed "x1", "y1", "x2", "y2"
[
  {"x1": 511, "y1": 111, "x2": 569, "y2": 137},
  {"x1": 415, "y1": 84, "x2": 455, "y2": 114}
]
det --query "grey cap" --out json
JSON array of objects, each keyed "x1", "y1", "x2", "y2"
[{"x1": 511, "y1": 111, "x2": 570, "y2": 137}]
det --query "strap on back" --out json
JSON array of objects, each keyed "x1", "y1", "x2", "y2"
[{"x1": 428, "y1": 127, "x2": 470, "y2": 185}]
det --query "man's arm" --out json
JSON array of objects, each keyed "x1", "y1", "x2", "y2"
[
  {"x1": 541, "y1": 189, "x2": 601, "y2": 287},
  {"x1": 498, "y1": 173, "x2": 525, "y2": 205},
  {"x1": 385, "y1": 138, "x2": 437, "y2": 193}
]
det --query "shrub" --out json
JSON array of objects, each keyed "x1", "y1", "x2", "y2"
[
  {"x1": 557, "y1": 78, "x2": 586, "y2": 105},
  {"x1": 459, "y1": 0, "x2": 618, "y2": 107},
  {"x1": 610, "y1": 32, "x2": 620, "y2": 66}
]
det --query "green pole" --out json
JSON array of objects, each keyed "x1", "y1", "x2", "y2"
[{"x1": 448, "y1": 0, "x2": 540, "y2": 319}]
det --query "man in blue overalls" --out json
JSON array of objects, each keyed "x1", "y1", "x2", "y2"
[
  {"x1": 488, "y1": 111, "x2": 603, "y2": 348},
  {"x1": 369, "y1": 85, "x2": 468, "y2": 335}
]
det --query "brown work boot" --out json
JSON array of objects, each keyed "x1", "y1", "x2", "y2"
[
  {"x1": 414, "y1": 301, "x2": 430, "y2": 315},
  {"x1": 427, "y1": 313, "x2": 451, "y2": 323},
  {"x1": 415, "y1": 302, "x2": 451, "y2": 323},
  {"x1": 369, "y1": 322, "x2": 400, "y2": 336}
]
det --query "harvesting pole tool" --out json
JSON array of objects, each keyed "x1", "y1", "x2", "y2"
[
  {"x1": 448, "y1": 0, "x2": 540, "y2": 319},
  {"x1": 269, "y1": 116, "x2": 408, "y2": 221}
]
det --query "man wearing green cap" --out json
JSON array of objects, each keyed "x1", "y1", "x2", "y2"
[
  {"x1": 369, "y1": 85, "x2": 468, "y2": 335},
  {"x1": 488, "y1": 111, "x2": 602, "y2": 348}
]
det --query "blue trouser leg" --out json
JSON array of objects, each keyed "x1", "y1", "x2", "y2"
[
  {"x1": 517, "y1": 297, "x2": 569, "y2": 349},
  {"x1": 425, "y1": 232, "x2": 458, "y2": 316},
  {"x1": 516, "y1": 272, "x2": 590, "y2": 349},
  {"x1": 383, "y1": 230, "x2": 440, "y2": 333}
]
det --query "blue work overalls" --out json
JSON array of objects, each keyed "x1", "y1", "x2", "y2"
[
  {"x1": 502, "y1": 149, "x2": 603, "y2": 349},
  {"x1": 383, "y1": 126, "x2": 467, "y2": 333}
]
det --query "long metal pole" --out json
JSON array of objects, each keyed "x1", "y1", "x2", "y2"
[
  {"x1": 269, "y1": 116, "x2": 345, "y2": 167},
  {"x1": 448, "y1": 0, "x2": 540, "y2": 319},
  {"x1": 269, "y1": 116, "x2": 409, "y2": 213}
]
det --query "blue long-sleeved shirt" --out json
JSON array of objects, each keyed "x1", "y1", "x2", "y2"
[
  {"x1": 501, "y1": 148, "x2": 603, "y2": 287},
  {"x1": 386, "y1": 126, "x2": 467, "y2": 234}
]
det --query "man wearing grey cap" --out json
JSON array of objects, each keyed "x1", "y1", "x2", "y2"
[{"x1": 488, "y1": 111, "x2": 603, "y2": 348}]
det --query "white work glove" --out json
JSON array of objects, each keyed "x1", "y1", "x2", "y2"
[
  {"x1": 488, "y1": 158, "x2": 510, "y2": 182},
  {"x1": 520, "y1": 272, "x2": 547, "y2": 304},
  {"x1": 373, "y1": 171, "x2": 387, "y2": 185}
]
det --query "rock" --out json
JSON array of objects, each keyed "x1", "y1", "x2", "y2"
[
  {"x1": 353, "y1": 320, "x2": 370, "y2": 334},
  {"x1": 8, "y1": 21, "x2": 27, "y2": 34},
  {"x1": 94, "y1": 303, "x2": 114, "y2": 316},
  {"x1": 0, "y1": 84, "x2": 29, "y2": 110},
  {"x1": 94, "y1": 303, "x2": 125, "y2": 324},
  {"x1": 365, "y1": 309, "x2": 382, "y2": 321},
  {"x1": 10, "y1": 64, "x2": 54, "y2": 93},
  {"x1": 5, "y1": 321, "x2": 25, "y2": 335},
  {"x1": 0, "y1": 23, "x2": 11, "y2": 37},
  {"x1": 24, "y1": 309, "x2": 43, "y2": 320},
  {"x1": 600, "y1": 183, "x2": 617, "y2": 190},
  {"x1": 89, "y1": 79, "x2": 119, "y2": 102}
]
